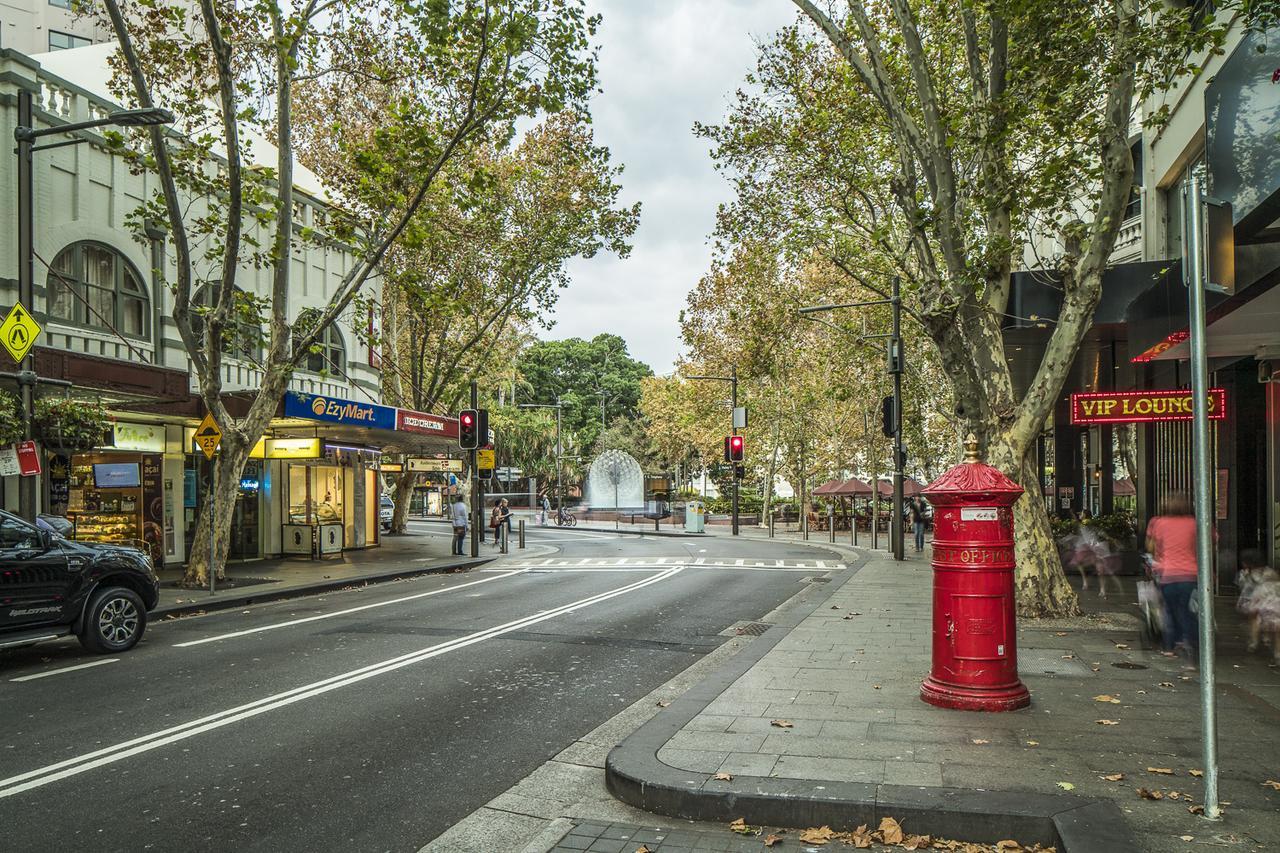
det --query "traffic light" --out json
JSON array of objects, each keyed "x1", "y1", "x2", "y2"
[
  {"x1": 459, "y1": 409, "x2": 479, "y2": 449},
  {"x1": 897, "y1": 449, "x2": 908, "y2": 470},
  {"x1": 881, "y1": 395, "x2": 896, "y2": 438},
  {"x1": 728, "y1": 434, "x2": 745, "y2": 463},
  {"x1": 723, "y1": 435, "x2": 731, "y2": 462}
]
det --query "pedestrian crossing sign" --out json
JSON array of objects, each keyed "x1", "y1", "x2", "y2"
[{"x1": 0, "y1": 302, "x2": 41, "y2": 363}]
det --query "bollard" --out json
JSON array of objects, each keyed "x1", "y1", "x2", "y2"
[
  {"x1": 769, "y1": 511, "x2": 775, "y2": 538},
  {"x1": 854, "y1": 517, "x2": 858, "y2": 546},
  {"x1": 655, "y1": 514, "x2": 659, "y2": 532},
  {"x1": 500, "y1": 523, "x2": 509, "y2": 554},
  {"x1": 518, "y1": 519, "x2": 525, "y2": 549},
  {"x1": 828, "y1": 509, "x2": 835, "y2": 543}
]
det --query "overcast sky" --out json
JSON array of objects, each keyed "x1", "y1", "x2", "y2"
[{"x1": 545, "y1": 1, "x2": 797, "y2": 375}]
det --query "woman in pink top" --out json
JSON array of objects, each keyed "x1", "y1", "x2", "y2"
[{"x1": 1145, "y1": 492, "x2": 1200, "y2": 655}]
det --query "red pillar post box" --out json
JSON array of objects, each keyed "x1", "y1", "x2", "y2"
[{"x1": 920, "y1": 436, "x2": 1030, "y2": 711}]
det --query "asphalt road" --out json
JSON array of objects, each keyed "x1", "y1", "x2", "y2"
[{"x1": 0, "y1": 526, "x2": 844, "y2": 853}]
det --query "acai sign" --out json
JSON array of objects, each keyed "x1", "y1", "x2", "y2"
[{"x1": 284, "y1": 392, "x2": 397, "y2": 431}]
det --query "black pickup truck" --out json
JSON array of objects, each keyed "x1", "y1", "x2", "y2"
[{"x1": 0, "y1": 509, "x2": 160, "y2": 654}]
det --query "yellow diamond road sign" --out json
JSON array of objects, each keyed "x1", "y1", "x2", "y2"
[
  {"x1": 195, "y1": 413, "x2": 223, "y2": 460},
  {"x1": 0, "y1": 302, "x2": 41, "y2": 363}
]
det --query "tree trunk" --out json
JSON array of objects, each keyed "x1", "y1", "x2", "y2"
[
  {"x1": 391, "y1": 469, "x2": 416, "y2": 533},
  {"x1": 761, "y1": 424, "x2": 780, "y2": 528},
  {"x1": 986, "y1": 437, "x2": 1079, "y2": 617},
  {"x1": 183, "y1": 442, "x2": 251, "y2": 588}
]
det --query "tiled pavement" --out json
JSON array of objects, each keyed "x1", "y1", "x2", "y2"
[
  {"x1": 642, "y1": 548, "x2": 1280, "y2": 851},
  {"x1": 546, "y1": 821, "x2": 807, "y2": 853}
]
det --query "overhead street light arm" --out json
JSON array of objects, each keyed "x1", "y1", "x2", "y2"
[
  {"x1": 15, "y1": 107, "x2": 175, "y2": 142},
  {"x1": 798, "y1": 299, "x2": 892, "y2": 314}
]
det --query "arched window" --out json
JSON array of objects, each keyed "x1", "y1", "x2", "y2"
[
  {"x1": 190, "y1": 285, "x2": 264, "y2": 362},
  {"x1": 293, "y1": 308, "x2": 346, "y2": 374},
  {"x1": 46, "y1": 242, "x2": 149, "y2": 339}
]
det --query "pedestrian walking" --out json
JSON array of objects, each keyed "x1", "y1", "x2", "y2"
[
  {"x1": 908, "y1": 496, "x2": 928, "y2": 552},
  {"x1": 450, "y1": 494, "x2": 469, "y2": 556},
  {"x1": 1145, "y1": 492, "x2": 1203, "y2": 657},
  {"x1": 1236, "y1": 548, "x2": 1280, "y2": 661},
  {"x1": 540, "y1": 492, "x2": 551, "y2": 526}
]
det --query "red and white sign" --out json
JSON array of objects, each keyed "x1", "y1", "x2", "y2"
[
  {"x1": 1070, "y1": 389, "x2": 1227, "y2": 425},
  {"x1": 2, "y1": 440, "x2": 42, "y2": 477},
  {"x1": 395, "y1": 409, "x2": 458, "y2": 439}
]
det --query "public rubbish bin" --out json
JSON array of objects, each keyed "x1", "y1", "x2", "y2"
[{"x1": 685, "y1": 500, "x2": 705, "y2": 533}]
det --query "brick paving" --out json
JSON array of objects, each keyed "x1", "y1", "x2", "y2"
[{"x1": 647, "y1": 547, "x2": 1280, "y2": 851}]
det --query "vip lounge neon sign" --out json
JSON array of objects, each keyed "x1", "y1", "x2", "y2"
[{"x1": 1070, "y1": 389, "x2": 1226, "y2": 425}]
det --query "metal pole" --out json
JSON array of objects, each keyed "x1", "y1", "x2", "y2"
[
  {"x1": 731, "y1": 366, "x2": 739, "y2": 536},
  {"x1": 873, "y1": 469, "x2": 880, "y2": 550},
  {"x1": 769, "y1": 510, "x2": 774, "y2": 538},
  {"x1": 16, "y1": 90, "x2": 37, "y2": 523},
  {"x1": 891, "y1": 275, "x2": 905, "y2": 561},
  {"x1": 500, "y1": 520, "x2": 508, "y2": 554},
  {"x1": 470, "y1": 380, "x2": 479, "y2": 558},
  {"x1": 1185, "y1": 167, "x2": 1220, "y2": 820},
  {"x1": 518, "y1": 518, "x2": 525, "y2": 549},
  {"x1": 828, "y1": 506, "x2": 835, "y2": 543},
  {"x1": 208, "y1": 454, "x2": 216, "y2": 594},
  {"x1": 555, "y1": 397, "x2": 562, "y2": 514}
]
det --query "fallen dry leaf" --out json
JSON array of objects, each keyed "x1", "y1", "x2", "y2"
[
  {"x1": 1114, "y1": 643, "x2": 1130, "y2": 650},
  {"x1": 971, "y1": 738, "x2": 990, "y2": 745},
  {"x1": 1095, "y1": 719, "x2": 1120, "y2": 726},
  {"x1": 872, "y1": 684, "x2": 882, "y2": 690},
  {"x1": 1060, "y1": 654, "x2": 1075, "y2": 660},
  {"x1": 1158, "y1": 681, "x2": 1175, "y2": 688},
  {"x1": 1189, "y1": 769, "x2": 1204, "y2": 777},
  {"x1": 831, "y1": 605, "x2": 840, "y2": 609},
  {"x1": 1188, "y1": 804, "x2": 1205, "y2": 815},
  {"x1": 995, "y1": 841, "x2": 1021, "y2": 851},
  {"x1": 1263, "y1": 780, "x2": 1280, "y2": 791},
  {"x1": 1146, "y1": 767, "x2": 1174, "y2": 775},
  {"x1": 1093, "y1": 694, "x2": 1121, "y2": 704},
  {"x1": 729, "y1": 817, "x2": 760, "y2": 836},
  {"x1": 656, "y1": 700, "x2": 670, "y2": 708},
  {"x1": 1025, "y1": 740, "x2": 1039, "y2": 747},
  {"x1": 878, "y1": 817, "x2": 904, "y2": 845},
  {"x1": 1180, "y1": 836, "x2": 1194, "y2": 842},
  {"x1": 1054, "y1": 631, "x2": 1069, "y2": 636},
  {"x1": 764, "y1": 834, "x2": 783, "y2": 848},
  {"x1": 635, "y1": 847, "x2": 652, "y2": 853},
  {"x1": 770, "y1": 719, "x2": 794, "y2": 729},
  {"x1": 903, "y1": 834, "x2": 932, "y2": 850},
  {"x1": 1168, "y1": 791, "x2": 1182, "y2": 800},
  {"x1": 798, "y1": 825, "x2": 837, "y2": 844},
  {"x1": 713, "y1": 772, "x2": 733, "y2": 781},
  {"x1": 1136, "y1": 788, "x2": 1164, "y2": 800},
  {"x1": 843, "y1": 614, "x2": 855, "y2": 620},
  {"x1": 1057, "y1": 781, "x2": 1076, "y2": 791},
  {"x1": 1101, "y1": 773, "x2": 1125, "y2": 782}
]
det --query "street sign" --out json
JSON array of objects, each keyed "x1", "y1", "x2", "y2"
[
  {"x1": 16, "y1": 440, "x2": 40, "y2": 476},
  {"x1": 732, "y1": 406, "x2": 747, "y2": 429},
  {"x1": 477, "y1": 448, "x2": 496, "y2": 471},
  {"x1": 0, "y1": 302, "x2": 41, "y2": 363},
  {"x1": 195, "y1": 413, "x2": 222, "y2": 460},
  {"x1": 408, "y1": 457, "x2": 464, "y2": 473}
]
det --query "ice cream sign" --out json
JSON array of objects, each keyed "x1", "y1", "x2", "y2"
[{"x1": 1070, "y1": 389, "x2": 1226, "y2": 425}]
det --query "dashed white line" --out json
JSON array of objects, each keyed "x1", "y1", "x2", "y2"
[
  {"x1": 10, "y1": 658, "x2": 119, "y2": 682},
  {"x1": 172, "y1": 570, "x2": 527, "y2": 647}
]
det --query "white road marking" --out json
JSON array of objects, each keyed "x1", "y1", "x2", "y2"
[
  {"x1": 9, "y1": 658, "x2": 119, "y2": 682},
  {"x1": 0, "y1": 568, "x2": 681, "y2": 799},
  {"x1": 172, "y1": 570, "x2": 527, "y2": 648}
]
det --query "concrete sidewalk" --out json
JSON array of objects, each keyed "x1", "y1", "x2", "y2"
[
  {"x1": 154, "y1": 531, "x2": 488, "y2": 617},
  {"x1": 605, "y1": 548, "x2": 1280, "y2": 852}
]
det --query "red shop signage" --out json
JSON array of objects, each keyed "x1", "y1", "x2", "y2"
[
  {"x1": 395, "y1": 408, "x2": 458, "y2": 438},
  {"x1": 1070, "y1": 388, "x2": 1227, "y2": 425}
]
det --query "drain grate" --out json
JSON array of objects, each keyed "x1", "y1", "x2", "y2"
[{"x1": 721, "y1": 621, "x2": 773, "y2": 637}]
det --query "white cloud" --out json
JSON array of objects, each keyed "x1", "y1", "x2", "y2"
[{"x1": 545, "y1": 0, "x2": 796, "y2": 374}]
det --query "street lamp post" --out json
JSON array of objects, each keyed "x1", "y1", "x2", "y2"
[
  {"x1": 799, "y1": 278, "x2": 906, "y2": 561},
  {"x1": 14, "y1": 91, "x2": 173, "y2": 521},
  {"x1": 686, "y1": 368, "x2": 740, "y2": 535}
]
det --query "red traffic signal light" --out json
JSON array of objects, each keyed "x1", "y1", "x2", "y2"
[
  {"x1": 729, "y1": 434, "x2": 745, "y2": 462},
  {"x1": 459, "y1": 409, "x2": 479, "y2": 449}
]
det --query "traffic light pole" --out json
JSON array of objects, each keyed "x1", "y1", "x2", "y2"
[
  {"x1": 470, "y1": 380, "x2": 479, "y2": 558},
  {"x1": 891, "y1": 276, "x2": 904, "y2": 562},
  {"x1": 16, "y1": 89, "x2": 35, "y2": 522},
  {"x1": 731, "y1": 366, "x2": 739, "y2": 537}
]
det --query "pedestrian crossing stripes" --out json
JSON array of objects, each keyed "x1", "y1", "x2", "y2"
[{"x1": 483, "y1": 557, "x2": 844, "y2": 572}]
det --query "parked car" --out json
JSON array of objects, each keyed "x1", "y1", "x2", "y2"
[
  {"x1": 36, "y1": 513, "x2": 74, "y2": 538},
  {"x1": 380, "y1": 495, "x2": 395, "y2": 531},
  {"x1": 0, "y1": 509, "x2": 160, "y2": 654}
]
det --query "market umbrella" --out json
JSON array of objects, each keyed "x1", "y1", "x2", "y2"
[{"x1": 812, "y1": 479, "x2": 844, "y2": 496}]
